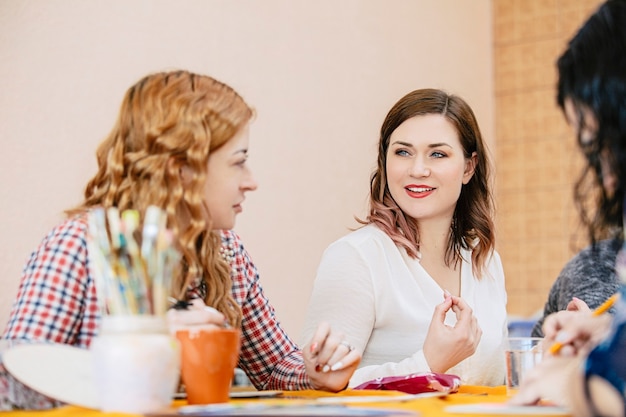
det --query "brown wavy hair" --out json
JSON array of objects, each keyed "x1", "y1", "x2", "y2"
[
  {"x1": 360, "y1": 88, "x2": 495, "y2": 278},
  {"x1": 67, "y1": 70, "x2": 253, "y2": 328}
]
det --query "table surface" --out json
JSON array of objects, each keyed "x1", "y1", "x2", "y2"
[{"x1": 3, "y1": 385, "x2": 570, "y2": 417}]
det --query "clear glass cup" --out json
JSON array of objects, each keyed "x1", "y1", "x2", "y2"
[{"x1": 505, "y1": 337, "x2": 543, "y2": 396}]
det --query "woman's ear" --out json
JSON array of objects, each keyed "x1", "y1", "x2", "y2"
[
  {"x1": 462, "y1": 152, "x2": 478, "y2": 184},
  {"x1": 168, "y1": 157, "x2": 193, "y2": 185}
]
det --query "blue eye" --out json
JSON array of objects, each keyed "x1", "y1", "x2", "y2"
[
  {"x1": 431, "y1": 151, "x2": 446, "y2": 158},
  {"x1": 395, "y1": 149, "x2": 410, "y2": 157}
]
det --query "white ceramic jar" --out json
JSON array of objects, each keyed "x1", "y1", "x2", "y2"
[{"x1": 91, "y1": 315, "x2": 180, "y2": 413}]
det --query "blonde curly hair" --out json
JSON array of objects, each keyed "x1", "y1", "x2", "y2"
[{"x1": 68, "y1": 70, "x2": 253, "y2": 328}]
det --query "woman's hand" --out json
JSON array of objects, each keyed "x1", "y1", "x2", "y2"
[
  {"x1": 422, "y1": 293, "x2": 482, "y2": 373},
  {"x1": 541, "y1": 311, "x2": 611, "y2": 357},
  {"x1": 166, "y1": 298, "x2": 226, "y2": 332},
  {"x1": 509, "y1": 354, "x2": 584, "y2": 408},
  {"x1": 511, "y1": 311, "x2": 612, "y2": 413},
  {"x1": 511, "y1": 339, "x2": 624, "y2": 417},
  {"x1": 302, "y1": 322, "x2": 361, "y2": 392}
]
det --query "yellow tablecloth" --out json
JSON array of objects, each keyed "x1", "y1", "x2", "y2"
[{"x1": 1, "y1": 385, "x2": 570, "y2": 417}]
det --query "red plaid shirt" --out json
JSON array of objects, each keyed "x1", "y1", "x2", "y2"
[{"x1": 2, "y1": 215, "x2": 312, "y2": 391}]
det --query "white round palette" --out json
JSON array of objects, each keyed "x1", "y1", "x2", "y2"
[{"x1": 3, "y1": 343, "x2": 98, "y2": 409}]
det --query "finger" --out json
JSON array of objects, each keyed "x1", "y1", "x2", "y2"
[
  {"x1": 557, "y1": 344, "x2": 576, "y2": 357},
  {"x1": 432, "y1": 297, "x2": 453, "y2": 322},
  {"x1": 329, "y1": 349, "x2": 360, "y2": 372},
  {"x1": 450, "y1": 297, "x2": 473, "y2": 322},
  {"x1": 542, "y1": 311, "x2": 574, "y2": 340},
  {"x1": 319, "y1": 340, "x2": 357, "y2": 372},
  {"x1": 443, "y1": 290, "x2": 458, "y2": 314},
  {"x1": 308, "y1": 322, "x2": 332, "y2": 356},
  {"x1": 315, "y1": 332, "x2": 344, "y2": 369},
  {"x1": 566, "y1": 297, "x2": 590, "y2": 312},
  {"x1": 325, "y1": 340, "x2": 356, "y2": 371},
  {"x1": 308, "y1": 322, "x2": 345, "y2": 370},
  {"x1": 557, "y1": 316, "x2": 598, "y2": 345},
  {"x1": 450, "y1": 295, "x2": 471, "y2": 311},
  {"x1": 451, "y1": 302, "x2": 461, "y2": 316}
]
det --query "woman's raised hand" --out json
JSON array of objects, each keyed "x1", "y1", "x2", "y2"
[
  {"x1": 302, "y1": 322, "x2": 361, "y2": 392},
  {"x1": 423, "y1": 292, "x2": 482, "y2": 373},
  {"x1": 542, "y1": 311, "x2": 611, "y2": 357}
]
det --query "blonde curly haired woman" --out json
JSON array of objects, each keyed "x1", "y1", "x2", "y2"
[{"x1": 3, "y1": 70, "x2": 359, "y2": 397}]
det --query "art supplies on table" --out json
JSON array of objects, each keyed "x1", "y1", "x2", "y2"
[{"x1": 87, "y1": 205, "x2": 180, "y2": 317}]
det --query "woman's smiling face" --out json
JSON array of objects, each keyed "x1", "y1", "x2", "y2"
[{"x1": 385, "y1": 114, "x2": 476, "y2": 223}]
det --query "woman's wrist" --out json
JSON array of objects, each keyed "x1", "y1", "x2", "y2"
[
  {"x1": 582, "y1": 375, "x2": 625, "y2": 417},
  {"x1": 582, "y1": 371, "x2": 601, "y2": 417},
  {"x1": 577, "y1": 354, "x2": 625, "y2": 417}
]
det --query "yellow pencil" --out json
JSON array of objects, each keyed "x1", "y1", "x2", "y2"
[{"x1": 548, "y1": 293, "x2": 620, "y2": 354}]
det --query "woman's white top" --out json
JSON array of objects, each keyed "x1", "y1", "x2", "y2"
[{"x1": 301, "y1": 224, "x2": 508, "y2": 387}]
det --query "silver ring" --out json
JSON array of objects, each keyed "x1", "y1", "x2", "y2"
[{"x1": 340, "y1": 340, "x2": 354, "y2": 351}]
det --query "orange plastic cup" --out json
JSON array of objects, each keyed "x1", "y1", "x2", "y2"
[{"x1": 175, "y1": 327, "x2": 241, "y2": 404}]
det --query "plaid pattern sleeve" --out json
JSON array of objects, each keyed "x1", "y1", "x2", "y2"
[
  {"x1": 2, "y1": 216, "x2": 100, "y2": 348},
  {"x1": 220, "y1": 230, "x2": 313, "y2": 391}
]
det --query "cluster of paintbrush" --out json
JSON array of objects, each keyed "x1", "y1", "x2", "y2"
[{"x1": 87, "y1": 206, "x2": 180, "y2": 316}]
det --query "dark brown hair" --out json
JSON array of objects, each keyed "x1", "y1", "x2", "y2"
[{"x1": 361, "y1": 88, "x2": 495, "y2": 277}]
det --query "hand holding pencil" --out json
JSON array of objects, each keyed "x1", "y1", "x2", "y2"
[{"x1": 544, "y1": 293, "x2": 619, "y2": 357}]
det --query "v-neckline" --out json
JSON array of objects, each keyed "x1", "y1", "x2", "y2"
[{"x1": 400, "y1": 247, "x2": 472, "y2": 299}]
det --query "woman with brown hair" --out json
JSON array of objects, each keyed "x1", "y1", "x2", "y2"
[{"x1": 302, "y1": 88, "x2": 507, "y2": 387}]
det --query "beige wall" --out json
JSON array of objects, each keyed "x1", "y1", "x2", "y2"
[
  {"x1": 493, "y1": 0, "x2": 603, "y2": 319},
  {"x1": 0, "y1": 0, "x2": 493, "y2": 339}
]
